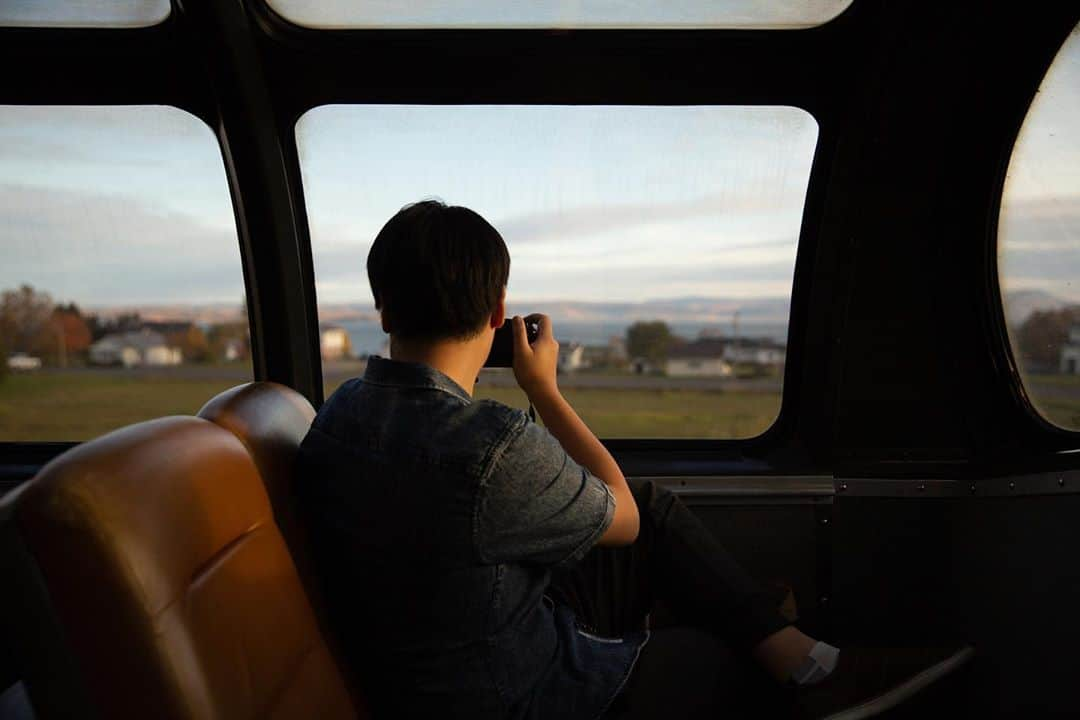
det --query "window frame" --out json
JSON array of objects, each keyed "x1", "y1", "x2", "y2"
[{"x1": 261, "y1": 24, "x2": 851, "y2": 460}]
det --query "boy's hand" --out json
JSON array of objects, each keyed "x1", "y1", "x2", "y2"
[{"x1": 512, "y1": 314, "x2": 559, "y2": 400}]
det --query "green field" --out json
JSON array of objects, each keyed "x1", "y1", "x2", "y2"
[
  {"x1": 0, "y1": 373, "x2": 244, "y2": 442},
  {"x1": 0, "y1": 371, "x2": 781, "y2": 442},
  {"x1": 4, "y1": 370, "x2": 1078, "y2": 443},
  {"x1": 471, "y1": 386, "x2": 780, "y2": 439},
  {"x1": 1032, "y1": 394, "x2": 1080, "y2": 429}
]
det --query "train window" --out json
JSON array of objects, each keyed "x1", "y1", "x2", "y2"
[
  {"x1": 267, "y1": 0, "x2": 852, "y2": 30},
  {"x1": 297, "y1": 105, "x2": 818, "y2": 439},
  {"x1": 0, "y1": 0, "x2": 169, "y2": 28},
  {"x1": 0, "y1": 106, "x2": 251, "y2": 442},
  {"x1": 999, "y1": 23, "x2": 1080, "y2": 431}
]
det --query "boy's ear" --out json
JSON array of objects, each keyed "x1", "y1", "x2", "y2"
[{"x1": 490, "y1": 289, "x2": 506, "y2": 329}]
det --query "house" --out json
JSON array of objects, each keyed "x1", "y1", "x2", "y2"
[
  {"x1": 89, "y1": 330, "x2": 182, "y2": 368},
  {"x1": 558, "y1": 342, "x2": 587, "y2": 373},
  {"x1": 222, "y1": 338, "x2": 245, "y2": 362},
  {"x1": 665, "y1": 339, "x2": 734, "y2": 377},
  {"x1": 722, "y1": 338, "x2": 787, "y2": 366},
  {"x1": 320, "y1": 325, "x2": 353, "y2": 361},
  {"x1": 6, "y1": 353, "x2": 42, "y2": 371},
  {"x1": 1061, "y1": 326, "x2": 1080, "y2": 374}
]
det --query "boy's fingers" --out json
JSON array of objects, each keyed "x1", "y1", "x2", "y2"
[
  {"x1": 512, "y1": 315, "x2": 531, "y2": 356},
  {"x1": 533, "y1": 314, "x2": 553, "y2": 340}
]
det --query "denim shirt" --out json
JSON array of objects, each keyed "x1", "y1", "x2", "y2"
[{"x1": 296, "y1": 357, "x2": 647, "y2": 719}]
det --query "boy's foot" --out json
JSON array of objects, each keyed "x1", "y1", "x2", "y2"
[{"x1": 795, "y1": 645, "x2": 974, "y2": 720}]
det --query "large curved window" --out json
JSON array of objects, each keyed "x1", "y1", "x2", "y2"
[
  {"x1": 999, "y1": 23, "x2": 1080, "y2": 431},
  {"x1": 297, "y1": 105, "x2": 818, "y2": 439},
  {"x1": 0, "y1": 106, "x2": 250, "y2": 441},
  {"x1": 268, "y1": 0, "x2": 851, "y2": 30}
]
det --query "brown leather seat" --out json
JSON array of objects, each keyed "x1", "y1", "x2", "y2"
[
  {"x1": 197, "y1": 383, "x2": 368, "y2": 717},
  {"x1": 196, "y1": 383, "x2": 319, "y2": 601},
  {"x1": 0, "y1": 416, "x2": 356, "y2": 720}
]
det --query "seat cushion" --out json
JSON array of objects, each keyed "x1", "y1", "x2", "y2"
[{"x1": 6, "y1": 416, "x2": 355, "y2": 720}]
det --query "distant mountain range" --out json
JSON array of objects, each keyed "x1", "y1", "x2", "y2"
[
  {"x1": 315, "y1": 296, "x2": 792, "y2": 327},
  {"x1": 83, "y1": 290, "x2": 1072, "y2": 329}
]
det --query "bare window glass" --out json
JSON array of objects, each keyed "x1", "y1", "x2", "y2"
[
  {"x1": 0, "y1": 106, "x2": 251, "y2": 441},
  {"x1": 0, "y1": 0, "x2": 169, "y2": 28},
  {"x1": 999, "y1": 24, "x2": 1080, "y2": 431},
  {"x1": 268, "y1": 0, "x2": 851, "y2": 30},
  {"x1": 297, "y1": 105, "x2": 818, "y2": 439}
]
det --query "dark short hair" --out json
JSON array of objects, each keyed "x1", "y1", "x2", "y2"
[{"x1": 367, "y1": 200, "x2": 510, "y2": 341}]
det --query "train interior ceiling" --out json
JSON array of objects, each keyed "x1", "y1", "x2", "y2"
[{"x1": 1, "y1": 0, "x2": 1079, "y2": 717}]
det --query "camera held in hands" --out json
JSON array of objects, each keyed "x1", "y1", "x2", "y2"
[{"x1": 485, "y1": 317, "x2": 541, "y2": 368}]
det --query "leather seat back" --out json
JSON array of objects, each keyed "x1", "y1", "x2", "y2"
[
  {"x1": 197, "y1": 383, "x2": 369, "y2": 716},
  {"x1": 196, "y1": 382, "x2": 322, "y2": 615},
  {"x1": 0, "y1": 416, "x2": 356, "y2": 720}
]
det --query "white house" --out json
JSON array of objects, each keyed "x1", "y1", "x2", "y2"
[
  {"x1": 89, "y1": 330, "x2": 182, "y2": 368},
  {"x1": 6, "y1": 353, "x2": 42, "y2": 371},
  {"x1": 320, "y1": 326, "x2": 352, "y2": 361},
  {"x1": 722, "y1": 338, "x2": 786, "y2": 366},
  {"x1": 558, "y1": 342, "x2": 587, "y2": 373},
  {"x1": 1061, "y1": 326, "x2": 1080, "y2": 374},
  {"x1": 666, "y1": 340, "x2": 734, "y2": 377}
]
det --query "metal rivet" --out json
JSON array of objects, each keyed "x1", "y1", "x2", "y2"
[
  {"x1": 917, "y1": 483, "x2": 926, "y2": 492},
  {"x1": 1009, "y1": 482, "x2": 1015, "y2": 491},
  {"x1": 970, "y1": 483, "x2": 977, "y2": 494},
  {"x1": 819, "y1": 596, "x2": 829, "y2": 605},
  {"x1": 839, "y1": 482, "x2": 848, "y2": 492},
  {"x1": 821, "y1": 517, "x2": 830, "y2": 525},
  {"x1": 1058, "y1": 477, "x2": 1065, "y2": 487}
]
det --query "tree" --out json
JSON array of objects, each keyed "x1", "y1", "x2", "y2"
[
  {"x1": 626, "y1": 321, "x2": 675, "y2": 367},
  {"x1": 1016, "y1": 306, "x2": 1080, "y2": 370},
  {"x1": 207, "y1": 322, "x2": 251, "y2": 363},
  {"x1": 0, "y1": 284, "x2": 54, "y2": 357},
  {"x1": 48, "y1": 306, "x2": 92, "y2": 367},
  {"x1": 0, "y1": 332, "x2": 8, "y2": 383},
  {"x1": 165, "y1": 325, "x2": 211, "y2": 363}
]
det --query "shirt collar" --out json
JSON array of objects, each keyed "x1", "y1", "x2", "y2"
[{"x1": 362, "y1": 355, "x2": 472, "y2": 403}]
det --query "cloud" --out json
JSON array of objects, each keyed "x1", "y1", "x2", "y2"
[
  {"x1": 0, "y1": 183, "x2": 245, "y2": 305},
  {"x1": 492, "y1": 195, "x2": 803, "y2": 245}
]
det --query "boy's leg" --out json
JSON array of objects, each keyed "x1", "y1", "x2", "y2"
[
  {"x1": 546, "y1": 477, "x2": 789, "y2": 648},
  {"x1": 545, "y1": 478, "x2": 798, "y2": 718}
]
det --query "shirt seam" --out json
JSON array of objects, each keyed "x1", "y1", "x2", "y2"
[
  {"x1": 552, "y1": 481, "x2": 616, "y2": 569},
  {"x1": 472, "y1": 409, "x2": 529, "y2": 565},
  {"x1": 359, "y1": 376, "x2": 472, "y2": 405}
]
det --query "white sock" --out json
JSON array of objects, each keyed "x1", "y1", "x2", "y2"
[{"x1": 790, "y1": 641, "x2": 840, "y2": 686}]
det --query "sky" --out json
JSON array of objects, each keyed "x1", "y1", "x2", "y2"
[
  {"x1": 298, "y1": 105, "x2": 817, "y2": 305},
  {"x1": 0, "y1": 23, "x2": 1077, "y2": 315}
]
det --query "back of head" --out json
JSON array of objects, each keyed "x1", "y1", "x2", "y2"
[{"x1": 367, "y1": 200, "x2": 510, "y2": 341}]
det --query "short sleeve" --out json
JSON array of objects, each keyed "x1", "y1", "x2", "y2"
[{"x1": 476, "y1": 416, "x2": 615, "y2": 568}]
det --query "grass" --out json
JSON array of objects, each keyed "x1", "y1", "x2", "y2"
[
  {"x1": 1030, "y1": 394, "x2": 1080, "y2": 430},
  {"x1": 12, "y1": 369, "x2": 1077, "y2": 442},
  {"x1": 472, "y1": 386, "x2": 780, "y2": 439},
  {"x1": 1024, "y1": 374, "x2": 1080, "y2": 430},
  {"x1": 1, "y1": 371, "x2": 781, "y2": 442},
  {"x1": 0, "y1": 373, "x2": 244, "y2": 442}
]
